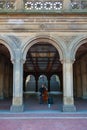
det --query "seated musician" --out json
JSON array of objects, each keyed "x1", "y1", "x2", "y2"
[
  {"x1": 43, "y1": 85, "x2": 48, "y2": 103},
  {"x1": 39, "y1": 84, "x2": 48, "y2": 104}
]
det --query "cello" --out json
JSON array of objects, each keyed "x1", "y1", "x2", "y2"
[{"x1": 43, "y1": 87, "x2": 48, "y2": 103}]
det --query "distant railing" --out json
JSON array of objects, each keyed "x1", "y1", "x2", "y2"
[{"x1": 0, "y1": 0, "x2": 87, "y2": 13}]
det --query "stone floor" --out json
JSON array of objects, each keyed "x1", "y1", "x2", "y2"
[
  {"x1": 0, "y1": 93, "x2": 87, "y2": 112},
  {"x1": 0, "y1": 93, "x2": 87, "y2": 130},
  {"x1": 0, "y1": 112, "x2": 87, "y2": 130}
]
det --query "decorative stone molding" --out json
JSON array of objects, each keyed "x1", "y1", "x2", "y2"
[
  {"x1": 60, "y1": 36, "x2": 77, "y2": 47},
  {"x1": 7, "y1": 35, "x2": 22, "y2": 48},
  {"x1": 71, "y1": 0, "x2": 87, "y2": 9},
  {"x1": 0, "y1": 0, "x2": 87, "y2": 12},
  {"x1": 0, "y1": 0, "x2": 15, "y2": 9},
  {"x1": 61, "y1": 59, "x2": 75, "y2": 64},
  {"x1": 24, "y1": 1, "x2": 63, "y2": 11}
]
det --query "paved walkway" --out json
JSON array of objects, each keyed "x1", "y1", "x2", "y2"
[
  {"x1": 0, "y1": 112, "x2": 87, "y2": 130},
  {"x1": 0, "y1": 94, "x2": 87, "y2": 130}
]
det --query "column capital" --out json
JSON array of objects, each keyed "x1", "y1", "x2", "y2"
[
  {"x1": 11, "y1": 58, "x2": 25, "y2": 64},
  {"x1": 61, "y1": 59, "x2": 75, "y2": 64}
]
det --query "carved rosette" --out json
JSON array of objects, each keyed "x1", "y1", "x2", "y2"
[{"x1": 24, "y1": 1, "x2": 63, "y2": 10}]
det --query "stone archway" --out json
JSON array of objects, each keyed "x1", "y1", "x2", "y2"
[
  {"x1": 0, "y1": 36, "x2": 15, "y2": 111},
  {"x1": 69, "y1": 35, "x2": 87, "y2": 61},
  {"x1": 71, "y1": 37, "x2": 87, "y2": 111},
  {"x1": 73, "y1": 39, "x2": 87, "y2": 111},
  {"x1": 22, "y1": 35, "x2": 65, "y2": 111},
  {"x1": 50, "y1": 74, "x2": 60, "y2": 92},
  {"x1": 22, "y1": 35, "x2": 65, "y2": 62}
]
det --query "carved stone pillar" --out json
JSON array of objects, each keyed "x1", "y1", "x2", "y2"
[
  {"x1": 62, "y1": 60, "x2": 76, "y2": 112},
  {"x1": 15, "y1": 0, "x2": 24, "y2": 10},
  {"x1": 10, "y1": 49, "x2": 24, "y2": 112}
]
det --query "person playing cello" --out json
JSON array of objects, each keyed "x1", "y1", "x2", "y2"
[
  {"x1": 43, "y1": 84, "x2": 48, "y2": 103},
  {"x1": 39, "y1": 84, "x2": 48, "y2": 104}
]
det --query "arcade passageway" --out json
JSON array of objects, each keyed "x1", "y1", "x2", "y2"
[{"x1": 0, "y1": 39, "x2": 87, "y2": 112}]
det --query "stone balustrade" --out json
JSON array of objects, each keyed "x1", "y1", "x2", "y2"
[
  {"x1": 71, "y1": 0, "x2": 87, "y2": 9},
  {"x1": 0, "y1": 0, "x2": 15, "y2": 9},
  {"x1": 24, "y1": 0, "x2": 63, "y2": 10},
  {"x1": 0, "y1": 0, "x2": 87, "y2": 13}
]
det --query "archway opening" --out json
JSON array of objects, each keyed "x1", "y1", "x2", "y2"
[
  {"x1": 38, "y1": 75, "x2": 48, "y2": 90},
  {"x1": 25, "y1": 75, "x2": 36, "y2": 92},
  {"x1": 73, "y1": 42, "x2": 87, "y2": 111},
  {"x1": 23, "y1": 42, "x2": 63, "y2": 111},
  {"x1": 50, "y1": 74, "x2": 60, "y2": 92},
  {"x1": 0, "y1": 44, "x2": 13, "y2": 111}
]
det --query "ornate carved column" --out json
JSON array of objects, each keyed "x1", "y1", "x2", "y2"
[
  {"x1": 10, "y1": 49, "x2": 24, "y2": 112},
  {"x1": 62, "y1": 59, "x2": 76, "y2": 112},
  {"x1": 15, "y1": 0, "x2": 24, "y2": 10}
]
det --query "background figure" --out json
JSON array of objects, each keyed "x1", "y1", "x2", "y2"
[
  {"x1": 39, "y1": 84, "x2": 48, "y2": 104},
  {"x1": 39, "y1": 84, "x2": 45, "y2": 104}
]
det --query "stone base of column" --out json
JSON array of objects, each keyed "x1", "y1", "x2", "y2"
[
  {"x1": 63, "y1": 105, "x2": 76, "y2": 112},
  {"x1": 10, "y1": 105, "x2": 24, "y2": 112}
]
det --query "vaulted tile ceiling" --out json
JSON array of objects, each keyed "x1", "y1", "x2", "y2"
[{"x1": 24, "y1": 42, "x2": 62, "y2": 74}]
